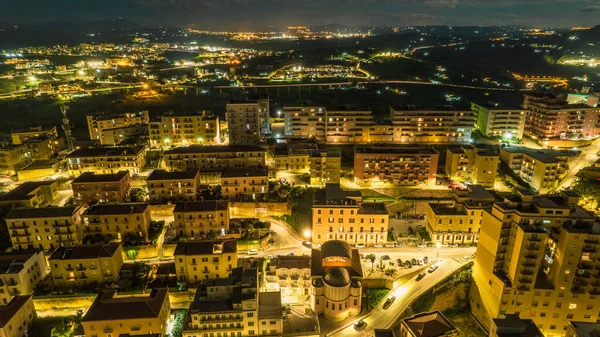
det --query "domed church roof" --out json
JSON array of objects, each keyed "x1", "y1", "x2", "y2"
[
  {"x1": 323, "y1": 267, "x2": 351, "y2": 287},
  {"x1": 321, "y1": 240, "x2": 352, "y2": 260}
]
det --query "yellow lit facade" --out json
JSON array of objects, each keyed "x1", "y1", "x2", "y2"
[
  {"x1": 174, "y1": 240, "x2": 238, "y2": 284},
  {"x1": 0, "y1": 251, "x2": 48, "y2": 305},
  {"x1": 221, "y1": 167, "x2": 269, "y2": 200},
  {"x1": 500, "y1": 147, "x2": 568, "y2": 194},
  {"x1": 86, "y1": 111, "x2": 149, "y2": 144},
  {"x1": 0, "y1": 145, "x2": 31, "y2": 176},
  {"x1": 66, "y1": 146, "x2": 147, "y2": 176},
  {"x1": 309, "y1": 149, "x2": 341, "y2": 186},
  {"x1": 0, "y1": 181, "x2": 59, "y2": 210},
  {"x1": 389, "y1": 108, "x2": 476, "y2": 143},
  {"x1": 445, "y1": 145, "x2": 499, "y2": 188},
  {"x1": 226, "y1": 101, "x2": 261, "y2": 145},
  {"x1": 163, "y1": 145, "x2": 266, "y2": 172},
  {"x1": 147, "y1": 170, "x2": 199, "y2": 203},
  {"x1": 470, "y1": 102, "x2": 526, "y2": 139},
  {"x1": 11, "y1": 126, "x2": 58, "y2": 145},
  {"x1": 149, "y1": 111, "x2": 220, "y2": 148},
  {"x1": 82, "y1": 203, "x2": 151, "y2": 242},
  {"x1": 0, "y1": 296, "x2": 36, "y2": 337},
  {"x1": 173, "y1": 201, "x2": 230, "y2": 239}
]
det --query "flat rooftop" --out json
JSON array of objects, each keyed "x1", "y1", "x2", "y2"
[
  {"x1": 355, "y1": 144, "x2": 438, "y2": 155},
  {"x1": 72, "y1": 171, "x2": 129, "y2": 183},
  {"x1": 501, "y1": 146, "x2": 571, "y2": 163},
  {"x1": 67, "y1": 146, "x2": 145, "y2": 158},
  {"x1": 165, "y1": 145, "x2": 264, "y2": 155}
]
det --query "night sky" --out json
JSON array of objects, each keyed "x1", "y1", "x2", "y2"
[{"x1": 1, "y1": 0, "x2": 599, "y2": 29}]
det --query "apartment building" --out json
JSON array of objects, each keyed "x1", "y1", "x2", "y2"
[
  {"x1": 354, "y1": 145, "x2": 439, "y2": 186},
  {"x1": 174, "y1": 240, "x2": 238, "y2": 284},
  {"x1": 49, "y1": 243, "x2": 123, "y2": 288},
  {"x1": 312, "y1": 184, "x2": 389, "y2": 246},
  {"x1": 567, "y1": 321, "x2": 600, "y2": 337},
  {"x1": 0, "y1": 144, "x2": 31, "y2": 176},
  {"x1": 310, "y1": 240, "x2": 362, "y2": 321},
  {"x1": 500, "y1": 146, "x2": 569, "y2": 194},
  {"x1": 325, "y1": 108, "x2": 375, "y2": 143},
  {"x1": 147, "y1": 169, "x2": 199, "y2": 203},
  {"x1": 470, "y1": 190, "x2": 600, "y2": 337},
  {"x1": 86, "y1": 111, "x2": 150, "y2": 144},
  {"x1": 101, "y1": 124, "x2": 148, "y2": 146},
  {"x1": 425, "y1": 185, "x2": 495, "y2": 244},
  {"x1": 400, "y1": 311, "x2": 458, "y2": 337},
  {"x1": 221, "y1": 167, "x2": 268, "y2": 200},
  {"x1": 265, "y1": 256, "x2": 311, "y2": 302},
  {"x1": 163, "y1": 145, "x2": 266, "y2": 172},
  {"x1": 173, "y1": 201, "x2": 230, "y2": 239},
  {"x1": 0, "y1": 251, "x2": 48, "y2": 305},
  {"x1": 0, "y1": 296, "x2": 36, "y2": 337},
  {"x1": 11, "y1": 126, "x2": 58, "y2": 145},
  {"x1": 6, "y1": 205, "x2": 85, "y2": 251},
  {"x1": 82, "y1": 289, "x2": 170, "y2": 337},
  {"x1": 148, "y1": 111, "x2": 220, "y2": 148},
  {"x1": 82, "y1": 203, "x2": 151, "y2": 242},
  {"x1": 389, "y1": 107, "x2": 475, "y2": 143},
  {"x1": 445, "y1": 144, "x2": 499, "y2": 188},
  {"x1": 489, "y1": 315, "x2": 544, "y2": 337},
  {"x1": 183, "y1": 267, "x2": 283, "y2": 337},
  {"x1": 66, "y1": 146, "x2": 147, "y2": 176},
  {"x1": 226, "y1": 100, "x2": 262, "y2": 145},
  {"x1": 0, "y1": 180, "x2": 58, "y2": 210},
  {"x1": 273, "y1": 142, "x2": 316, "y2": 174},
  {"x1": 71, "y1": 171, "x2": 131, "y2": 205},
  {"x1": 23, "y1": 135, "x2": 61, "y2": 161},
  {"x1": 523, "y1": 93, "x2": 600, "y2": 140},
  {"x1": 471, "y1": 102, "x2": 527, "y2": 139},
  {"x1": 283, "y1": 106, "x2": 326, "y2": 141},
  {"x1": 310, "y1": 149, "x2": 341, "y2": 186}
]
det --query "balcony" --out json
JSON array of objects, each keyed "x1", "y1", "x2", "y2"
[
  {"x1": 76, "y1": 265, "x2": 87, "y2": 271},
  {"x1": 11, "y1": 232, "x2": 30, "y2": 237}
]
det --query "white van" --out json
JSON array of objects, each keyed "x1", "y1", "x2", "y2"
[{"x1": 247, "y1": 249, "x2": 259, "y2": 255}]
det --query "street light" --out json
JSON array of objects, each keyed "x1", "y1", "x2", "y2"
[
  {"x1": 303, "y1": 229, "x2": 311, "y2": 240},
  {"x1": 277, "y1": 110, "x2": 282, "y2": 117},
  {"x1": 435, "y1": 242, "x2": 442, "y2": 262}
]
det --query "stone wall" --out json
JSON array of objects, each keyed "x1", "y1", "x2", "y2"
[{"x1": 229, "y1": 202, "x2": 290, "y2": 218}]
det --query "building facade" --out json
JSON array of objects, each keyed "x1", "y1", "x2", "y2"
[
  {"x1": 265, "y1": 256, "x2": 311, "y2": 303},
  {"x1": 173, "y1": 201, "x2": 230, "y2": 239},
  {"x1": 71, "y1": 171, "x2": 131, "y2": 205},
  {"x1": 471, "y1": 102, "x2": 527, "y2": 139},
  {"x1": 0, "y1": 144, "x2": 31, "y2": 176},
  {"x1": 49, "y1": 243, "x2": 123, "y2": 289},
  {"x1": 163, "y1": 145, "x2": 266, "y2": 172},
  {"x1": 310, "y1": 149, "x2": 341, "y2": 186},
  {"x1": 0, "y1": 181, "x2": 59, "y2": 210},
  {"x1": 86, "y1": 111, "x2": 149, "y2": 144},
  {"x1": 0, "y1": 296, "x2": 36, "y2": 337},
  {"x1": 174, "y1": 240, "x2": 238, "y2": 284},
  {"x1": 389, "y1": 107, "x2": 475, "y2": 143},
  {"x1": 312, "y1": 184, "x2": 389, "y2": 246},
  {"x1": 500, "y1": 147, "x2": 569, "y2": 194},
  {"x1": 400, "y1": 311, "x2": 458, "y2": 337},
  {"x1": 310, "y1": 240, "x2": 362, "y2": 321},
  {"x1": 66, "y1": 146, "x2": 147, "y2": 176},
  {"x1": 470, "y1": 190, "x2": 600, "y2": 337},
  {"x1": 147, "y1": 170, "x2": 199, "y2": 203},
  {"x1": 82, "y1": 203, "x2": 151, "y2": 242},
  {"x1": 354, "y1": 145, "x2": 439, "y2": 186},
  {"x1": 11, "y1": 126, "x2": 58, "y2": 145},
  {"x1": 149, "y1": 111, "x2": 220, "y2": 148},
  {"x1": 221, "y1": 167, "x2": 268, "y2": 201},
  {"x1": 6, "y1": 206, "x2": 85, "y2": 251},
  {"x1": 226, "y1": 101, "x2": 262, "y2": 145},
  {"x1": 445, "y1": 144, "x2": 499, "y2": 188},
  {"x1": 0, "y1": 251, "x2": 48, "y2": 305}
]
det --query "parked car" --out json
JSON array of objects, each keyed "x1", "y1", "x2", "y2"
[
  {"x1": 373, "y1": 243, "x2": 383, "y2": 248},
  {"x1": 417, "y1": 258, "x2": 424, "y2": 265},
  {"x1": 266, "y1": 255, "x2": 273, "y2": 259},
  {"x1": 416, "y1": 272, "x2": 426, "y2": 281},
  {"x1": 423, "y1": 256, "x2": 429, "y2": 264},
  {"x1": 288, "y1": 253, "x2": 295, "y2": 256},
  {"x1": 382, "y1": 255, "x2": 390, "y2": 260},
  {"x1": 385, "y1": 243, "x2": 395, "y2": 248},
  {"x1": 441, "y1": 243, "x2": 449, "y2": 248},
  {"x1": 356, "y1": 244, "x2": 366, "y2": 248},
  {"x1": 247, "y1": 249, "x2": 259, "y2": 255},
  {"x1": 405, "y1": 261, "x2": 412, "y2": 268},
  {"x1": 384, "y1": 295, "x2": 396, "y2": 307},
  {"x1": 417, "y1": 243, "x2": 427, "y2": 248},
  {"x1": 396, "y1": 259, "x2": 403, "y2": 266},
  {"x1": 449, "y1": 244, "x2": 459, "y2": 248},
  {"x1": 395, "y1": 242, "x2": 404, "y2": 248},
  {"x1": 354, "y1": 320, "x2": 366, "y2": 330},
  {"x1": 428, "y1": 264, "x2": 439, "y2": 273},
  {"x1": 302, "y1": 241, "x2": 312, "y2": 248},
  {"x1": 411, "y1": 258, "x2": 417, "y2": 265}
]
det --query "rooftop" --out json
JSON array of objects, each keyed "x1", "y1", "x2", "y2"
[
  {"x1": 147, "y1": 169, "x2": 198, "y2": 181},
  {"x1": 309, "y1": 149, "x2": 341, "y2": 158},
  {"x1": 270, "y1": 256, "x2": 311, "y2": 270},
  {"x1": 72, "y1": 171, "x2": 129, "y2": 183},
  {"x1": 313, "y1": 184, "x2": 362, "y2": 207},
  {"x1": 165, "y1": 145, "x2": 264, "y2": 155},
  {"x1": 258, "y1": 291, "x2": 282, "y2": 319},
  {"x1": 355, "y1": 144, "x2": 438, "y2": 156},
  {"x1": 0, "y1": 180, "x2": 56, "y2": 202},
  {"x1": 358, "y1": 203, "x2": 389, "y2": 215},
  {"x1": 492, "y1": 314, "x2": 544, "y2": 337},
  {"x1": 6, "y1": 205, "x2": 82, "y2": 219},
  {"x1": 501, "y1": 146, "x2": 571, "y2": 163},
  {"x1": 174, "y1": 240, "x2": 237, "y2": 256},
  {"x1": 221, "y1": 167, "x2": 268, "y2": 178},
  {"x1": 311, "y1": 242, "x2": 363, "y2": 278},
  {"x1": 0, "y1": 296, "x2": 33, "y2": 326},
  {"x1": 49, "y1": 244, "x2": 121, "y2": 260},
  {"x1": 83, "y1": 203, "x2": 148, "y2": 216},
  {"x1": 67, "y1": 146, "x2": 146, "y2": 158},
  {"x1": 568, "y1": 321, "x2": 600, "y2": 337},
  {"x1": 82, "y1": 289, "x2": 168, "y2": 321},
  {"x1": 0, "y1": 251, "x2": 41, "y2": 275},
  {"x1": 401, "y1": 311, "x2": 457, "y2": 337},
  {"x1": 173, "y1": 200, "x2": 229, "y2": 213}
]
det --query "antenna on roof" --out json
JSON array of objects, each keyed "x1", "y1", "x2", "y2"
[{"x1": 60, "y1": 104, "x2": 75, "y2": 152}]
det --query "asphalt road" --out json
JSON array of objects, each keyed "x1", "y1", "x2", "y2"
[{"x1": 557, "y1": 138, "x2": 600, "y2": 191}]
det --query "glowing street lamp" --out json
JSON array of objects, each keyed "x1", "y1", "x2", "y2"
[
  {"x1": 303, "y1": 229, "x2": 311, "y2": 239},
  {"x1": 197, "y1": 137, "x2": 203, "y2": 143},
  {"x1": 277, "y1": 110, "x2": 282, "y2": 117}
]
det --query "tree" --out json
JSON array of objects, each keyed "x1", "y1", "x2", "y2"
[
  {"x1": 366, "y1": 254, "x2": 376, "y2": 270},
  {"x1": 128, "y1": 188, "x2": 147, "y2": 202},
  {"x1": 130, "y1": 262, "x2": 152, "y2": 288},
  {"x1": 387, "y1": 227, "x2": 395, "y2": 242},
  {"x1": 205, "y1": 230, "x2": 218, "y2": 240},
  {"x1": 50, "y1": 320, "x2": 72, "y2": 337}
]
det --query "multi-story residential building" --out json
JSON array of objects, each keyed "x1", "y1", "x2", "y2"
[
  {"x1": 354, "y1": 145, "x2": 439, "y2": 186},
  {"x1": 254, "y1": 94, "x2": 271, "y2": 136},
  {"x1": 310, "y1": 240, "x2": 362, "y2": 321},
  {"x1": 86, "y1": 111, "x2": 149, "y2": 144},
  {"x1": 324, "y1": 108, "x2": 375, "y2": 143},
  {"x1": 389, "y1": 107, "x2": 475, "y2": 143},
  {"x1": 489, "y1": 314, "x2": 544, "y2": 337},
  {"x1": 0, "y1": 295, "x2": 36, "y2": 337},
  {"x1": 66, "y1": 146, "x2": 147, "y2": 176},
  {"x1": 82, "y1": 203, "x2": 151, "y2": 242},
  {"x1": 49, "y1": 243, "x2": 123, "y2": 288},
  {"x1": 11, "y1": 126, "x2": 58, "y2": 145},
  {"x1": 183, "y1": 267, "x2": 283, "y2": 337},
  {"x1": 425, "y1": 185, "x2": 494, "y2": 244},
  {"x1": 6, "y1": 205, "x2": 85, "y2": 251},
  {"x1": 471, "y1": 102, "x2": 527, "y2": 139},
  {"x1": 0, "y1": 251, "x2": 48, "y2": 305},
  {"x1": 445, "y1": 144, "x2": 499, "y2": 188},
  {"x1": 523, "y1": 93, "x2": 600, "y2": 140},
  {"x1": 265, "y1": 256, "x2": 311, "y2": 302},
  {"x1": 470, "y1": 190, "x2": 600, "y2": 337},
  {"x1": 500, "y1": 146, "x2": 569, "y2": 194},
  {"x1": 0, "y1": 144, "x2": 31, "y2": 176},
  {"x1": 23, "y1": 135, "x2": 61, "y2": 161},
  {"x1": 273, "y1": 142, "x2": 316, "y2": 174},
  {"x1": 400, "y1": 311, "x2": 458, "y2": 337},
  {"x1": 221, "y1": 167, "x2": 268, "y2": 200},
  {"x1": 173, "y1": 201, "x2": 230, "y2": 239},
  {"x1": 163, "y1": 145, "x2": 266, "y2": 172},
  {"x1": 0, "y1": 180, "x2": 58, "y2": 210},
  {"x1": 101, "y1": 124, "x2": 148, "y2": 146},
  {"x1": 309, "y1": 149, "x2": 341, "y2": 186},
  {"x1": 147, "y1": 169, "x2": 199, "y2": 203},
  {"x1": 226, "y1": 100, "x2": 262, "y2": 145},
  {"x1": 71, "y1": 171, "x2": 131, "y2": 205},
  {"x1": 312, "y1": 184, "x2": 389, "y2": 246},
  {"x1": 82, "y1": 289, "x2": 170, "y2": 337},
  {"x1": 567, "y1": 321, "x2": 600, "y2": 337},
  {"x1": 174, "y1": 240, "x2": 238, "y2": 284},
  {"x1": 284, "y1": 106, "x2": 326, "y2": 141},
  {"x1": 148, "y1": 111, "x2": 220, "y2": 148}
]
